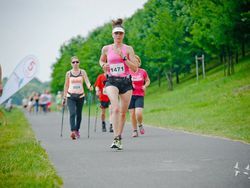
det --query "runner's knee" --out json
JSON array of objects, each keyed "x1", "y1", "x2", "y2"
[
  {"x1": 112, "y1": 106, "x2": 119, "y2": 114},
  {"x1": 120, "y1": 111, "x2": 127, "y2": 119}
]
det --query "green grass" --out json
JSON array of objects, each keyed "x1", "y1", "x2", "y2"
[
  {"x1": 0, "y1": 108, "x2": 63, "y2": 188},
  {"x1": 144, "y1": 55, "x2": 250, "y2": 143}
]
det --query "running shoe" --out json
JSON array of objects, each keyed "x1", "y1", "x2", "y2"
[
  {"x1": 132, "y1": 130, "x2": 138, "y2": 137},
  {"x1": 139, "y1": 125, "x2": 145, "y2": 135},
  {"x1": 109, "y1": 124, "x2": 114, "y2": 133},
  {"x1": 115, "y1": 139, "x2": 123, "y2": 150},
  {"x1": 110, "y1": 138, "x2": 123, "y2": 150},
  {"x1": 102, "y1": 122, "x2": 107, "y2": 132},
  {"x1": 110, "y1": 139, "x2": 117, "y2": 148},
  {"x1": 75, "y1": 131, "x2": 80, "y2": 139},
  {"x1": 70, "y1": 131, "x2": 76, "y2": 140}
]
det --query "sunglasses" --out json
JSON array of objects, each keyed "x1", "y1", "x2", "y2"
[
  {"x1": 114, "y1": 32, "x2": 124, "y2": 35},
  {"x1": 72, "y1": 61, "x2": 79, "y2": 64}
]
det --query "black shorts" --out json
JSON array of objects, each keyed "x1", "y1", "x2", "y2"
[
  {"x1": 128, "y1": 96, "x2": 144, "y2": 109},
  {"x1": 105, "y1": 76, "x2": 133, "y2": 94},
  {"x1": 100, "y1": 101, "x2": 110, "y2": 109}
]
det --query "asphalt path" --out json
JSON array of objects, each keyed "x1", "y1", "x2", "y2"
[{"x1": 25, "y1": 111, "x2": 250, "y2": 188}]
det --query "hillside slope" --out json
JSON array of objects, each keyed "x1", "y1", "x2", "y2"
[{"x1": 144, "y1": 56, "x2": 250, "y2": 143}]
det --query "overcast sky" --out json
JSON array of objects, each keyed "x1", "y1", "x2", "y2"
[{"x1": 0, "y1": 0, "x2": 147, "y2": 82}]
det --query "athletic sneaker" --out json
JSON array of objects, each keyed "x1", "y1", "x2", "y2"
[
  {"x1": 110, "y1": 137, "x2": 123, "y2": 150},
  {"x1": 115, "y1": 139, "x2": 123, "y2": 150},
  {"x1": 109, "y1": 124, "x2": 114, "y2": 133},
  {"x1": 139, "y1": 125, "x2": 145, "y2": 135},
  {"x1": 132, "y1": 130, "x2": 138, "y2": 137},
  {"x1": 75, "y1": 131, "x2": 80, "y2": 139},
  {"x1": 102, "y1": 122, "x2": 107, "y2": 132},
  {"x1": 110, "y1": 139, "x2": 117, "y2": 148},
  {"x1": 70, "y1": 131, "x2": 76, "y2": 140}
]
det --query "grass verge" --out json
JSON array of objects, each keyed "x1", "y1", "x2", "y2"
[{"x1": 0, "y1": 108, "x2": 63, "y2": 188}]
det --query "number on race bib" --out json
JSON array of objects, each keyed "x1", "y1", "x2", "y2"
[
  {"x1": 73, "y1": 85, "x2": 81, "y2": 89},
  {"x1": 110, "y1": 63, "x2": 125, "y2": 75},
  {"x1": 70, "y1": 83, "x2": 82, "y2": 91}
]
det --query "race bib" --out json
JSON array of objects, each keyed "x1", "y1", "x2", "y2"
[
  {"x1": 71, "y1": 83, "x2": 82, "y2": 91},
  {"x1": 110, "y1": 63, "x2": 125, "y2": 75}
]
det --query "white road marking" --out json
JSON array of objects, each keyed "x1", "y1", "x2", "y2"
[
  {"x1": 245, "y1": 164, "x2": 250, "y2": 170},
  {"x1": 235, "y1": 170, "x2": 240, "y2": 176},
  {"x1": 234, "y1": 162, "x2": 239, "y2": 169}
]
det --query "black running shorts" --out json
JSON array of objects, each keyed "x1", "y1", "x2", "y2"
[
  {"x1": 100, "y1": 101, "x2": 110, "y2": 109},
  {"x1": 128, "y1": 95, "x2": 144, "y2": 109},
  {"x1": 105, "y1": 76, "x2": 133, "y2": 94}
]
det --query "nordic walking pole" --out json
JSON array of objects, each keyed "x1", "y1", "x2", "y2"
[
  {"x1": 87, "y1": 92, "x2": 92, "y2": 138},
  {"x1": 60, "y1": 102, "x2": 65, "y2": 137},
  {"x1": 94, "y1": 97, "x2": 99, "y2": 132}
]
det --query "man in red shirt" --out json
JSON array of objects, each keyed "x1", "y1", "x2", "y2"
[{"x1": 94, "y1": 68, "x2": 113, "y2": 132}]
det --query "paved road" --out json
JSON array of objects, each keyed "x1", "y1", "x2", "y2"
[{"x1": 25, "y1": 111, "x2": 250, "y2": 188}]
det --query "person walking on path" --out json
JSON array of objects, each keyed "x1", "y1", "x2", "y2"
[
  {"x1": 63, "y1": 56, "x2": 93, "y2": 140},
  {"x1": 39, "y1": 90, "x2": 49, "y2": 113},
  {"x1": 27, "y1": 92, "x2": 35, "y2": 113},
  {"x1": 94, "y1": 66, "x2": 113, "y2": 133},
  {"x1": 46, "y1": 90, "x2": 52, "y2": 112},
  {"x1": 33, "y1": 92, "x2": 40, "y2": 114},
  {"x1": 99, "y1": 18, "x2": 138, "y2": 150},
  {"x1": 128, "y1": 55, "x2": 150, "y2": 137}
]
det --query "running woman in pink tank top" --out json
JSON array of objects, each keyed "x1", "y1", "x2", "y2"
[
  {"x1": 128, "y1": 55, "x2": 150, "y2": 137},
  {"x1": 99, "y1": 18, "x2": 139, "y2": 150}
]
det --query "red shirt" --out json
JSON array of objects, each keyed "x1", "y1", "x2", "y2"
[
  {"x1": 94, "y1": 74, "x2": 110, "y2": 102},
  {"x1": 129, "y1": 68, "x2": 149, "y2": 96}
]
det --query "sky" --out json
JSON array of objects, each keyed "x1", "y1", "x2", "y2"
[{"x1": 0, "y1": 0, "x2": 147, "y2": 82}]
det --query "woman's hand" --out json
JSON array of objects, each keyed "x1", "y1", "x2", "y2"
[
  {"x1": 62, "y1": 98, "x2": 67, "y2": 106},
  {"x1": 102, "y1": 63, "x2": 110, "y2": 71},
  {"x1": 89, "y1": 85, "x2": 94, "y2": 92}
]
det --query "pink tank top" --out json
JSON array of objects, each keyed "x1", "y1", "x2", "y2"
[
  {"x1": 107, "y1": 44, "x2": 130, "y2": 77},
  {"x1": 129, "y1": 68, "x2": 149, "y2": 96}
]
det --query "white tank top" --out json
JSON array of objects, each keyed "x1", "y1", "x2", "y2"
[{"x1": 67, "y1": 71, "x2": 84, "y2": 94}]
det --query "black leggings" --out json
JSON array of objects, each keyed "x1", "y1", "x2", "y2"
[{"x1": 67, "y1": 97, "x2": 84, "y2": 131}]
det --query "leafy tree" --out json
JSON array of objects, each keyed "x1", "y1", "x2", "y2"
[{"x1": 50, "y1": 0, "x2": 249, "y2": 93}]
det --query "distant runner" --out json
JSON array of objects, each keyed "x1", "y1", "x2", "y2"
[
  {"x1": 94, "y1": 66, "x2": 113, "y2": 133},
  {"x1": 39, "y1": 90, "x2": 49, "y2": 113},
  {"x1": 129, "y1": 55, "x2": 150, "y2": 137}
]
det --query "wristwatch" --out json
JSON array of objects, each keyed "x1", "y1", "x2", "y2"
[{"x1": 123, "y1": 56, "x2": 127, "y2": 61}]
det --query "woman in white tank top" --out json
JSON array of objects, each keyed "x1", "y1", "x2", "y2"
[{"x1": 63, "y1": 56, "x2": 93, "y2": 140}]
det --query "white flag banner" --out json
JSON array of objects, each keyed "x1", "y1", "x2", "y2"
[{"x1": 0, "y1": 55, "x2": 39, "y2": 104}]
